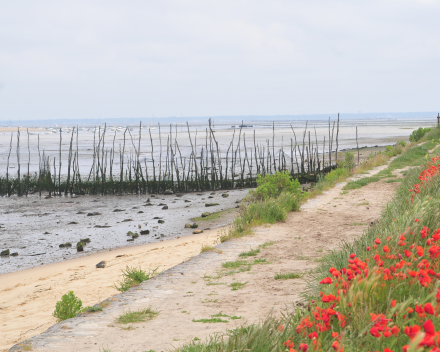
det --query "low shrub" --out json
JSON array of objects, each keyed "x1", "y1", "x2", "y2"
[
  {"x1": 53, "y1": 291, "x2": 83, "y2": 322},
  {"x1": 409, "y1": 127, "x2": 431, "y2": 142},
  {"x1": 251, "y1": 170, "x2": 301, "y2": 201},
  {"x1": 114, "y1": 266, "x2": 157, "y2": 292}
]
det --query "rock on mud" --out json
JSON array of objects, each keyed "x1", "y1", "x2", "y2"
[
  {"x1": 96, "y1": 261, "x2": 106, "y2": 268},
  {"x1": 87, "y1": 212, "x2": 101, "y2": 216}
]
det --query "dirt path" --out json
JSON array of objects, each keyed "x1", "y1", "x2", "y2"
[{"x1": 6, "y1": 164, "x2": 400, "y2": 352}]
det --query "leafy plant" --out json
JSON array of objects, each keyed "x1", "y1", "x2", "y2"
[
  {"x1": 53, "y1": 291, "x2": 83, "y2": 322},
  {"x1": 252, "y1": 170, "x2": 301, "y2": 201},
  {"x1": 117, "y1": 307, "x2": 159, "y2": 324},
  {"x1": 409, "y1": 127, "x2": 431, "y2": 142},
  {"x1": 344, "y1": 152, "x2": 355, "y2": 172}
]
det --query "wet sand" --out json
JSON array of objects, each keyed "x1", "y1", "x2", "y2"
[{"x1": 0, "y1": 190, "x2": 243, "y2": 274}]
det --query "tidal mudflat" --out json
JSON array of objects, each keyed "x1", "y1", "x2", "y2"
[{"x1": 0, "y1": 190, "x2": 244, "y2": 274}]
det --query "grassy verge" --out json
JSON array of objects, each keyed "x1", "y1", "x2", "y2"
[{"x1": 175, "y1": 127, "x2": 440, "y2": 351}]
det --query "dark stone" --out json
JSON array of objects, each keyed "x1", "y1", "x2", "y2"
[
  {"x1": 158, "y1": 219, "x2": 165, "y2": 224},
  {"x1": 1, "y1": 249, "x2": 10, "y2": 256},
  {"x1": 140, "y1": 230, "x2": 150, "y2": 235},
  {"x1": 144, "y1": 203, "x2": 153, "y2": 206},
  {"x1": 122, "y1": 219, "x2": 133, "y2": 222},
  {"x1": 184, "y1": 200, "x2": 191, "y2": 203},
  {"x1": 80, "y1": 238, "x2": 91, "y2": 243},
  {"x1": 138, "y1": 211, "x2": 144, "y2": 213},
  {"x1": 205, "y1": 203, "x2": 219, "y2": 207},
  {"x1": 190, "y1": 223, "x2": 199, "y2": 229},
  {"x1": 96, "y1": 261, "x2": 106, "y2": 268},
  {"x1": 158, "y1": 203, "x2": 166, "y2": 206},
  {"x1": 94, "y1": 225, "x2": 112, "y2": 228},
  {"x1": 76, "y1": 242, "x2": 85, "y2": 252},
  {"x1": 162, "y1": 205, "x2": 168, "y2": 210},
  {"x1": 68, "y1": 222, "x2": 78, "y2": 225},
  {"x1": 132, "y1": 233, "x2": 139, "y2": 239},
  {"x1": 201, "y1": 212, "x2": 211, "y2": 217},
  {"x1": 59, "y1": 244, "x2": 66, "y2": 248},
  {"x1": 113, "y1": 209, "x2": 125, "y2": 212},
  {"x1": 87, "y1": 212, "x2": 101, "y2": 216},
  {"x1": 164, "y1": 190, "x2": 173, "y2": 195},
  {"x1": 127, "y1": 238, "x2": 134, "y2": 242},
  {"x1": 10, "y1": 252, "x2": 18, "y2": 256},
  {"x1": 208, "y1": 196, "x2": 214, "y2": 199},
  {"x1": 221, "y1": 193, "x2": 229, "y2": 198},
  {"x1": 153, "y1": 217, "x2": 162, "y2": 219},
  {"x1": 65, "y1": 242, "x2": 72, "y2": 248},
  {"x1": 76, "y1": 211, "x2": 85, "y2": 214},
  {"x1": 210, "y1": 192, "x2": 216, "y2": 195},
  {"x1": 192, "y1": 229, "x2": 203, "y2": 234}
]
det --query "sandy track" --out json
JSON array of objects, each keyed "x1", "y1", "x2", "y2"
[{"x1": 4, "y1": 164, "x2": 399, "y2": 352}]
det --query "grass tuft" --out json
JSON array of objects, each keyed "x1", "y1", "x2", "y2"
[
  {"x1": 274, "y1": 273, "x2": 302, "y2": 280},
  {"x1": 116, "y1": 307, "x2": 159, "y2": 324}
]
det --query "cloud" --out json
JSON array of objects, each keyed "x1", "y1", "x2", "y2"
[{"x1": 0, "y1": 0, "x2": 439, "y2": 119}]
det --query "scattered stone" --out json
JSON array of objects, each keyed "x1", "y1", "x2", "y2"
[
  {"x1": 113, "y1": 209, "x2": 125, "y2": 212},
  {"x1": 158, "y1": 219, "x2": 165, "y2": 224},
  {"x1": 235, "y1": 205, "x2": 240, "y2": 208},
  {"x1": 153, "y1": 217, "x2": 162, "y2": 219},
  {"x1": 138, "y1": 211, "x2": 144, "y2": 213},
  {"x1": 175, "y1": 194, "x2": 183, "y2": 197},
  {"x1": 197, "y1": 193, "x2": 204, "y2": 196},
  {"x1": 116, "y1": 254, "x2": 125, "y2": 258},
  {"x1": 94, "y1": 225, "x2": 112, "y2": 228},
  {"x1": 87, "y1": 212, "x2": 101, "y2": 216},
  {"x1": 192, "y1": 229, "x2": 203, "y2": 234},
  {"x1": 184, "y1": 223, "x2": 191, "y2": 228},
  {"x1": 76, "y1": 242, "x2": 85, "y2": 252},
  {"x1": 43, "y1": 231, "x2": 50, "y2": 234},
  {"x1": 160, "y1": 234, "x2": 165, "y2": 237},
  {"x1": 59, "y1": 244, "x2": 66, "y2": 248},
  {"x1": 208, "y1": 196, "x2": 214, "y2": 199},
  {"x1": 65, "y1": 242, "x2": 72, "y2": 248},
  {"x1": 158, "y1": 203, "x2": 166, "y2": 206},
  {"x1": 122, "y1": 219, "x2": 133, "y2": 222},
  {"x1": 190, "y1": 223, "x2": 199, "y2": 229},
  {"x1": 235, "y1": 200, "x2": 241, "y2": 203},
  {"x1": 201, "y1": 212, "x2": 211, "y2": 217},
  {"x1": 151, "y1": 194, "x2": 156, "y2": 197},
  {"x1": 132, "y1": 233, "x2": 139, "y2": 239},
  {"x1": 204, "y1": 228, "x2": 211, "y2": 231},
  {"x1": 80, "y1": 238, "x2": 91, "y2": 243},
  {"x1": 140, "y1": 230, "x2": 150, "y2": 235},
  {"x1": 162, "y1": 205, "x2": 168, "y2": 210},
  {"x1": 222, "y1": 193, "x2": 229, "y2": 198},
  {"x1": 127, "y1": 238, "x2": 134, "y2": 242},
  {"x1": 96, "y1": 261, "x2": 106, "y2": 268},
  {"x1": 210, "y1": 192, "x2": 216, "y2": 195},
  {"x1": 184, "y1": 199, "x2": 191, "y2": 203},
  {"x1": 68, "y1": 222, "x2": 78, "y2": 225},
  {"x1": 164, "y1": 190, "x2": 173, "y2": 195},
  {"x1": 144, "y1": 203, "x2": 153, "y2": 206},
  {"x1": 205, "y1": 203, "x2": 219, "y2": 207},
  {"x1": 10, "y1": 252, "x2": 18, "y2": 257},
  {"x1": 76, "y1": 211, "x2": 85, "y2": 214},
  {"x1": 1, "y1": 249, "x2": 10, "y2": 256}
]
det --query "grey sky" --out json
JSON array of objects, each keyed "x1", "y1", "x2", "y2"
[{"x1": 0, "y1": 0, "x2": 439, "y2": 120}]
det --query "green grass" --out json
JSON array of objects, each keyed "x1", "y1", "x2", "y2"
[
  {"x1": 274, "y1": 273, "x2": 302, "y2": 280},
  {"x1": 200, "y1": 245, "x2": 222, "y2": 254},
  {"x1": 192, "y1": 318, "x2": 228, "y2": 323},
  {"x1": 385, "y1": 178, "x2": 401, "y2": 183},
  {"x1": 239, "y1": 249, "x2": 260, "y2": 257},
  {"x1": 221, "y1": 260, "x2": 249, "y2": 269},
  {"x1": 116, "y1": 307, "x2": 159, "y2": 324},
  {"x1": 113, "y1": 266, "x2": 157, "y2": 292},
  {"x1": 230, "y1": 282, "x2": 247, "y2": 290},
  {"x1": 343, "y1": 175, "x2": 381, "y2": 190},
  {"x1": 259, "y1": 241, "x2": 276, "y2": 249}
]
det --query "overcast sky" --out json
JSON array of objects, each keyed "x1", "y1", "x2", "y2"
[{"x1": 0, "y1": 0, "x2": 439, "y2": 121}]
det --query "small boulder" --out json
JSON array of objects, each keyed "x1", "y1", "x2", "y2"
[
  {"x1": 122, "y1": 219, "x2": 133, "y2": 222},
  {"x1": 68, "y1": 221, "x2": 78, "y2": 225},
  {"x1": 184, "y1": 199, "x2": 191, "y2": 203},
  {"x1": 190, "y1": 223, "x2": 199, "y2": 229},
  {"x1": 192, "y1": 229, "x2": 203, "y2": 234},
  {"x1": 184, "y1": 223, "x2": 192, "y2": 228},
  {"x1": 87, "y1": 212, "x2": 101, "y2": 216},
  {"x1": 201, "y1": 212, "x2": 211, "y2": 217},
  {"x1": 10, "y1": 252, "x2": 18, "y2": 257},
  {"x1": 162, "y1": 205, "x2": 168, "y2": 210},
  {"x1": 221, "y1": 193, "x2": 229, "y2": 198},
  {"x1": 127, "y1": 238, "x2": 134, "y2": 242},
  {"x1": 164, "y1": 190, "x2": 173, "y2": 195},
  {"x1": 140, "y1": 230, "x2": 150, "y2": 235},
  {"x1": 208, "y1": 196, "x2": 214, "y2": 199},
  {"x1": 113, "y1": 209, "x2": 125, "y2": 212},
  {"x1": 96, "y1": 261, "x2": 106, "y2": 268},
  {"x1": 205, "y1": 203, "x2": 219, "y2": 207},
  {"x1": 80, "y1": 238, "x2": 91, "y2": 243},
  {"x1": 77, "y1": 242, "x2": 85, "y2": 252},
  {"x1": 59, "y1": 243, "x2": 66, "y2": 248},
  {"x1": 1, "y1": 249, "x2": 10, "y2": 257},
  {"x1": 132, "y1": 233, "x2": 139, "y2": 239},
  {"x1": 65, "y1": 242, "x2": 72, "y2": 248},
  {"x1": 158, "y1": 219, "x2": 165, "y2": 224}
]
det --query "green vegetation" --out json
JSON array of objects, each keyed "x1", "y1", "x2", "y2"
[
  {"x1": 53, "y1": 291, "x2": 83, "y2": 322},
  {"x1": 230, "y1": 282, "x2": 248, "y2": 290},
  {"x1": 343, "y1": 175, "x2": 381, "y2": 190},
  {"x1": 192, "y1": 318, "x2": 228, "y2": 323},
  {"x1": 114, "y1": 266, "x2": 157, "y2": 292},
  {"x1": 200, "y1": 245, "x2": 222, "y2": 254},
  {"x1": 192, "y1": 208, "x2": 236, "y2": 222},
  {"x1": 116, "y1": 307, "x2": 159, "y2": 324},
  {"x1": 409, "y1": 127, "x2": 431, "y2": 142},
  {"x1": 239, "y1": 248, "x2": 260, "y2": 257},
  {"x1": 274, "y1": 273, "x2": 302, "y2": 280}
]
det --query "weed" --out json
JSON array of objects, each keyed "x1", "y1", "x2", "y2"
[
  {"x1": 114, "y1": 266, "x2": 157, "y2": 292},
  {"x1": 222, "y1": 260, "x2": 248, "y2": 269},
  {"x1": 252, "y1": 258, "x2": 267, "y2": 264},
  {"x1": 230, "y1": 281, "x2": 247, "y2": 290},
  {"x1": 350, "y1": 222, "x2": 367, "y2": 226},
  {"x1": 239, "y1": 248, "x2": 260, "y2": 257},
  {"x1": 259, "y1": 240, "x2": 276, "y2": 249},
  {"x1": 274, "y1": 273, "x2": 302, "y2": 280},
  {"x1": 200, "y1": 298, "x2": 218, "y2": 303},
  {"x1": 385, "y1": 179, "x2": 401, "y2": 183},
  {"x1": 357, "y1": 201, "x2": 369, "y2": 206},
  {"x1": 200, "y1": 245, "x2": 222, "y2": 254},
  {"x1": 192, "y1": 318, "x2": 228, "y2": 323},
  {"x1": 116, "y1": 307, "x2": 159, "y2": 324},
  {"x1": 53, "y1": 291, "x2": 83, "y2": 322},
  {"x1": 343, "y1": 176, "x2": 381, "y2": 190}
]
